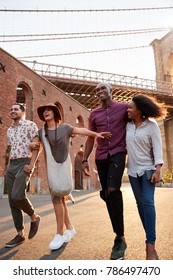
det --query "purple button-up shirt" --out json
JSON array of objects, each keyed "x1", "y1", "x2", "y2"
[{"x1": 89, "y1": 100, "x2": 128, "y2": 160}]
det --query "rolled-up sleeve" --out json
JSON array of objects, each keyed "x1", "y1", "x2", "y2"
[{"x1": 151, "y1": 123, "x2": 164, "y2": 166}]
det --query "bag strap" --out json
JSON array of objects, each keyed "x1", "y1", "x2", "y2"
[{"x1": 41, "y1": 127, "x2": 54, "y2": 159}]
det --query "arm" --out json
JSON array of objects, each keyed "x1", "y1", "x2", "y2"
[
  {"x1": 82, "y1": 136, "x2": 95, "y2": 176},
  {"x1": 24, "y1": 136, "x2": 41, "y2": 174},
  {"x1": 29, "y1": 127, "x2": 42, "y2": 151},
  {"x1": 73, "y1": 126, "x2": 111, "y2": 176},
  {"x1": 150, "y1": 123, "x2": 163, "y2": 183},
  {"x1": 72, "y1": 127, "x2": 111, "y2": 138},
  {"x1": 72, "y1": 127, "x2": 100, "y2": 138}
]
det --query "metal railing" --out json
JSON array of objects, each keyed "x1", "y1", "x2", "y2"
[{"x1": 21, "y1": 60, "x2": 173, "y2": 95}]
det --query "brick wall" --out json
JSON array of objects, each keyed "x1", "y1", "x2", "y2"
[{"x1": 0, "y1": 48, "x2": 100, "y2": 194}]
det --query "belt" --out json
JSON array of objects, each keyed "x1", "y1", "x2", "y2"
[{"x1": 10, "y1": 158, "x2": 30, "y2": 162}]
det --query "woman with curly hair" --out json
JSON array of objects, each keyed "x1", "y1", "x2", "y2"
[{"x1": 126, "y1": 94, "x2": 167, "y2": 260}]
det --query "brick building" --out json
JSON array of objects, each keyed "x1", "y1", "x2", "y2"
[
  {"x1": 0, "y1": 47, "x2": 100, "y2": 196},
  {"x1": 1, "y1": 30, "x2": 173, "y2": 197}
]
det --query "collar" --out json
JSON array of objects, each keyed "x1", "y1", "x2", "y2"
[
  {"x1": 131, "y1": 119, "x2": 149, "y2": 127},
  {"x1": 102, "y1": 100, "x2": 114, "y2": 108},
  {"x1": 11, "y1": 119, "x2": 25, "y2": 127}
]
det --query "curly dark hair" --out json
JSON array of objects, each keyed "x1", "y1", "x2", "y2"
[{"x1": 132, "y1": 94, "x2": 168, "y2": 120}]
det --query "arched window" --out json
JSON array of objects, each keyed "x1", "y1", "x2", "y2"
[
  {"x1": 54, "y1": 101, "x2": 64, "y2": 121},
  {"x1": 76, "y1": 115, "x2": 84, "y2": 128},
  {"x1": 16, "y1": 86, "x2": 26, "y2": 104},
  {"x1": 16, "y1": 82, "x2": 33, "y2": 120}
]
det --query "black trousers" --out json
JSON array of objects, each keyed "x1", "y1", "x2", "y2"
[{"x1": 95, "y1": 152, "x2": 126, "y2": 236}]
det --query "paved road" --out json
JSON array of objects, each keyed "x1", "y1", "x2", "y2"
[{"x1": 0, "y1": 184, "x2": 173, "y2": 260}]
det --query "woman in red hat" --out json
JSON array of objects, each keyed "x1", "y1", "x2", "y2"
[{"x1": 31, "y1": 103, "x2": 111, "y2": 251}]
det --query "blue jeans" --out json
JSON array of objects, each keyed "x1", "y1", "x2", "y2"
[{"x1": 129, "y1": 173, "x2": 156, "y2": 244}]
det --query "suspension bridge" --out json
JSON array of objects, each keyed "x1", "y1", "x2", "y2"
[{"x1": 21, "y1": 60, "x2": 173, "y2": 112}]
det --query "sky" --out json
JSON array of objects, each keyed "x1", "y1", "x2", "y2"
[{"x1": 0, "y1": 0, "x2": 173, "y2": 81}]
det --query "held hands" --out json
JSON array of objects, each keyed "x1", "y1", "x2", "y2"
[
  {"x1": 29, "y1": 142, "x2": 40, "y2": 150},
  {"x1": 96, "y1": 132, "x2": 112, "y2": 139},
  {"x1": 24, "y1": 164, "x2": 34, "y2": 174}
]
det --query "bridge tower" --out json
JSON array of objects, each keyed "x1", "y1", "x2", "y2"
[
  {"x1": 151, "y1": 31, "x2": 173, "y2": 171},
  {"x1": 151, "y1": 30, "x2": 173, "y2": 83}
]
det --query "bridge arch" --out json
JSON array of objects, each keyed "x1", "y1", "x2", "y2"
[
  {"x1": 76, "y1": 115, "x2": 84, "y2": 128},
  {"x1": 16, "y1": 82, "x2": 33, "y2": 120},
  {"x1": 54, "y1": 101, "x2": 64, "y2": 121}
]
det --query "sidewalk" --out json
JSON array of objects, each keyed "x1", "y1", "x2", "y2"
[{"x1": 0, "y1": 183, "x2": 173, "y2": 260}]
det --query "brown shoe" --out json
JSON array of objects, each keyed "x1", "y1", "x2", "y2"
[
  {"x1": 146, "y1": 243, "x2": 159, "y2": 260},
  {"x1": 5, "y1": 235, "x2": 25, "y2": 248},
  {"x1": 28, "y1": 215, "x2": 40, "y2": 239}
]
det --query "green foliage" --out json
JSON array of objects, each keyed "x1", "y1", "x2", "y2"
[{"x1": 162, "y1": 168, "x2": 173, "y2": 183}]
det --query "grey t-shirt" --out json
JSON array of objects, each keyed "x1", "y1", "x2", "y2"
[{"x1": 39, "y1": 123, "x2": 74, "y2": 163}]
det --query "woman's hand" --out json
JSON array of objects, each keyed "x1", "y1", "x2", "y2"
[
  {"x1": 29, "y1": 142, "x2": 40, "y2": 150},
  {"x1": 151, "y1": 165, "x2": 162, "y2": 183},
  {"x1": 151, "y1": 171, "x2": 160, "y2": 183},
  {"x1": 96, "y1": 132, "x2": 112, "y2": 139},
  {"x1": 24, "y1": 164, "x2": 34, "y2": 174}
]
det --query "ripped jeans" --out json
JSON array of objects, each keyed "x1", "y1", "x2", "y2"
[{"x1": 96, "y1": 152, "x2": 126, "y2": 236}]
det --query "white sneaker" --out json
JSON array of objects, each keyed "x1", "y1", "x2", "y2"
[
  {"x1": 68, "y1": 193, "x2": 75, "y2": 204},
  {"x1": 64, "y1": 227, "x2": 76, "y2": 243},
  {"x1": 49, "y1": 234, "x2": 65, "y2": 250}
]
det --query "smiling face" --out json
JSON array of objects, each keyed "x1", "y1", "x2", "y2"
[
  {"x1": 43, "y1": 107, "x2": 55, "y2": 121},
  {"x1": 127, "y1": 101, "x2": 141, "y2": 120},
  {"x1": 10, "y1": 104, "x2": 25, "y2": 121},
  {"x1": 96, "y1": 83, "x2": 112, "y2": 102}
]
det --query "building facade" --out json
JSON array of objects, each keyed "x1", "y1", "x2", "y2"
[
  {"x1": 1, "y1": 30, "x2": 173, "y2": 197},
  {"x1": 0, "y1": 48, "x2": 100, "y2": 197}
]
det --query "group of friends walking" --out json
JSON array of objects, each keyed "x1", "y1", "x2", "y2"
[{"x1": 5, "y1": 82, "x2": 167, "y2": 260}]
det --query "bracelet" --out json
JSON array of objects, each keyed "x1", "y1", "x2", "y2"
[{"x1": 82, "y1": 160, "x2": 88, "y2": 164}]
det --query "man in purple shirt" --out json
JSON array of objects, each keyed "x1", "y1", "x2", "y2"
[{"x1": 82, "y1": 82, "x2": 128, "y2": 260}]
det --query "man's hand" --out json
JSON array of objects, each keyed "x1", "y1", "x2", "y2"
[{"x1": 82, "y1": 162, "x2": 91, "y2": 176}]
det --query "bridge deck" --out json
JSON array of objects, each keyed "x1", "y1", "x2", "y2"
[{"x1": 22, "y1": 60, "x2": 173, "y2": 113}]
